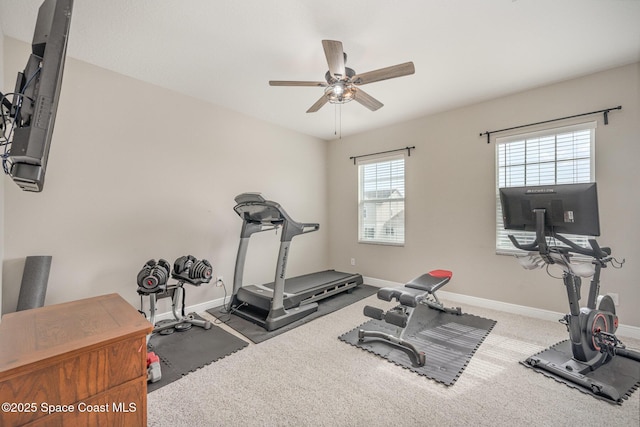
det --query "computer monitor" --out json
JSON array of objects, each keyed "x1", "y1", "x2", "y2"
[
  {"x1": 1, "y1": 0, "x2": 73, "y2": 192},
  {"x1": 499, "y1": 182, "x2": 600, "y2": 236}
]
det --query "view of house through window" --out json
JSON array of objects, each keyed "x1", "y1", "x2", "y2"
[
  {"x1": 495, "y1": 121, "x2": 596, "y2": 253},
  {"x1": 358, "y1": 154, "x2": 405, "y2": 245}
]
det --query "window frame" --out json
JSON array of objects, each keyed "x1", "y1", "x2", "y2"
[
  {"x1": 495, "y1": 121, "x2": 597, "y2": 255},
  {"x1": 357, "y1": 153, "x2": 406, "y2": 246}
]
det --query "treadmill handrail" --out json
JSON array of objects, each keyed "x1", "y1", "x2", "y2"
[{"x1": 300, "y1": 223, "x2": 320, "y2": 233}]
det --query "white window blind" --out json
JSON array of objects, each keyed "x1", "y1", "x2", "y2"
[
  {"x1": 496, "y1": 122, "x2": 596, "y2": 253},
  {"x1": 358, "y1": 154, "x2": 405, "y2": 245}
]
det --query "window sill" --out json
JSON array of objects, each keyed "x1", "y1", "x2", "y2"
[{"x1": 359, "y1": 240, "x2": 404, "y2": 247}]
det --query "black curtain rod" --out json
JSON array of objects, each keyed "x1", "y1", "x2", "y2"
[
  {"x1": 349, "y1": 146, "x2": 416, "y2": 165},
  {"x1": 480, "y1": 105, "x2": 622, "y2": 144}
]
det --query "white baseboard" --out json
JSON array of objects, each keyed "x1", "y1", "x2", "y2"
[
  {"x1": 364, "y1": 277, "x2": 403, "y2": 289},
  {"x1": 151, "y1": 296, "x2": 227, "y2": 323},
  {"x1": 152, "y1": 278, "x2": 640, "y2": 340},
  {"x1": 364, "y1": 276, "x2": 640, "y2": 340}
]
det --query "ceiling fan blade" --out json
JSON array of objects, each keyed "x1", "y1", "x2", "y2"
[
  {"x1": 353, "y1": 88, "x2": 384, "y2": 111},
  {"x1": 352, "y1": 62, "x2": 415, "y2": 85},
  {"x1": 269, "y1": 80, "x2": 327, "y2": 87},
  {"x1": 322, "y1": 40, "x2": 346, "y2": 79},
  {"x1": 306, "y1": 94, "x2": 329, "y2": 113}
]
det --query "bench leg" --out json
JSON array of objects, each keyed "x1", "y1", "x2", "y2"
[{"x1": 358, "y1": 329, "x2": 426, "y2": 366}]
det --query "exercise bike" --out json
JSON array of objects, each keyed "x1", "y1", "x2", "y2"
[{"x1": 508, "y1": 209, "x2": 640, "y2": 401}]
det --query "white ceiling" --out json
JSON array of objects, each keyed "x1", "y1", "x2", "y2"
[{"x1": 1, "y1": 0, "x2": 639, "y2": 141}]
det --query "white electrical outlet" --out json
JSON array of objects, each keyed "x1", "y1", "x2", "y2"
[
  {"x1": 608, "y1": 292, "x2": 619, "y2": 306},
  {"x1": 216, "y1": 276, "x2": 224, "y2": 286},
  {"x1": 350, "y1": 258, "x2": 356, "y2": 266}
]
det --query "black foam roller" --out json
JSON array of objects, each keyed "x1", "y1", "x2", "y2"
[{"x1": 17, "y1": 255, "x2": 52, "y2": 311}]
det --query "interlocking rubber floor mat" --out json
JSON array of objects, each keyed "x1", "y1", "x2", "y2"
[
  {"x1": 147, "y1": 318, "x2": 248, "y2": 392},
  {"x1": 521, "y1": 339, "x2": 640, "y2": 404}
]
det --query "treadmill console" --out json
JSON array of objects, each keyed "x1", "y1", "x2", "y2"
[
  {"x1": 234, "y1": 192, "x2": 285, "y2": 225},
  {"x1": 234, "y1": 192, "x2": 266, "y2": 204}
]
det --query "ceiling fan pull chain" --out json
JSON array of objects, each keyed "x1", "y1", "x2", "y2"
[
  {"x1": 339, "y1": 103, "x2": 342, "y2": 139},
  {"x1": 334, "y1": 103, "x2": 343, "y2": 139}
]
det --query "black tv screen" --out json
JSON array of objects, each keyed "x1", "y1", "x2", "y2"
[
  {"x1": 3, "y1": 0, "x2": 73, "y2": 192},
  {"x1": 499, "y1": 182, "x2": 600, "y2": 236}
]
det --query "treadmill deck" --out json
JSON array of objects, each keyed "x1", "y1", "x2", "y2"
[{"x1": 236, "y1": 269, "x2": 363, "y2": 311}]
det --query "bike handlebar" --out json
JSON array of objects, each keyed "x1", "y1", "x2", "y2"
[{"x1": 508, "y1": 232, "x2": 610, "y2": 264}]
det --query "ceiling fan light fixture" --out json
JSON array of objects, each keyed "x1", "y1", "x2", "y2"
[{"x1": 325, "y1": 83, "x2": 355, "y2": 104}]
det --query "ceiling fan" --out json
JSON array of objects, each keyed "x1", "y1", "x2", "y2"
[{"x1": 269, "y1": 40, "x2": 415, "y2": 113}]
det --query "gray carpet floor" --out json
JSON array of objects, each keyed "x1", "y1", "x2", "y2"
[{"x1": 147, "y1": 292, "x2": 640, "y2": 427}]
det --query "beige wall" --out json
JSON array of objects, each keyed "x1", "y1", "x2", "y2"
[
  {"x1": 3, "y1": 34, "x2": 639, "y2": 329},
  {"x1": 2, "y1": 37, "x2": 330, "y2": 314},
  {"x1": 328, "y1": 62, "x2": 640, "y2": 327}
]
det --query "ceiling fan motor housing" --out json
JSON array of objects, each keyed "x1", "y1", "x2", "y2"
[{"x1": 325, "y1": 67, "x2": 356, "y2": 84}]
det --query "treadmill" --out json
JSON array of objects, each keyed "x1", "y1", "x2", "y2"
[{"x1": 230, "y1": 193, "x2": 363, "y2": 331}]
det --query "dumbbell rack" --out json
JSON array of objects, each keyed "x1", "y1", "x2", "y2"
[
  {"x1": 137, "y1": 256, "x2": 213, "y2": 384},
  {"x1": 145, "y1": 277, "x2": 212, "y2": 340}
]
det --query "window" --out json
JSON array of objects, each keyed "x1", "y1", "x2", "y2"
[
  {"x1": 358, "y1": 154, "x2": 405, "y2": 245},
  {"x1": 496, "y1": 122, "x2": 596, "y2": 253}
]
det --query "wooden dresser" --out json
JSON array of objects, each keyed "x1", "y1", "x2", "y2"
[{"x1": 0, "y1": 293, "x2": 153, "y2": 427}]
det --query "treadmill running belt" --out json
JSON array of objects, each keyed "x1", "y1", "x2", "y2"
[
  {"x1": 208, "y1": 284, "x2": 379, "y2": 343},
  {"x1": 236, "y1": 269, "x2": 363, "y2": 312},
  {"x1": 265, "y1": 270, "x2": 360, "y2": 294}
]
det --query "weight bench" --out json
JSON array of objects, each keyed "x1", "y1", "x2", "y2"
[{"x1": 359, "y1": 270, "x2": 461, "y2": 366}]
